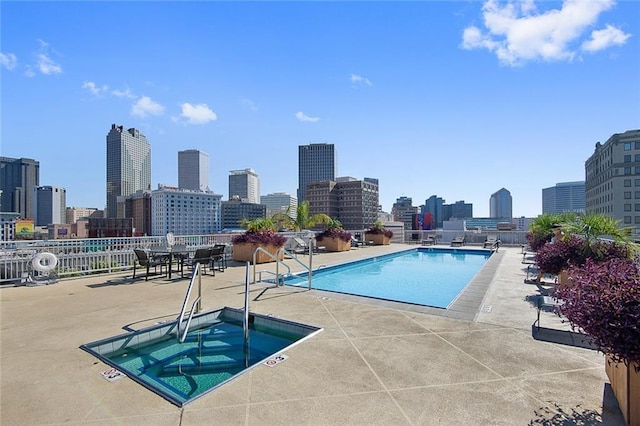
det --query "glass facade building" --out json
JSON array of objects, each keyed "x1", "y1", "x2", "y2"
[
  {"x1": 106, "y1": 124, "x2": 151, "y2": 218},
  {"x1": 298, "y1": 143, "x2": 336, "y2": 202},
  {"x1": 489, "y1": 188, "x2": 512, "y2": 220},
  {"x1": 542, "y1": 181, "x2": 586, "y2": 215},
  {"x1": 34, "y1": 186, "x2": 66, "y2": 226},
  {"x1": 228, "y1": 169, "x2": 260, "y2": 204},
  {"x1": 0, "y1": 156, "x2": 40, "y2": 219}
]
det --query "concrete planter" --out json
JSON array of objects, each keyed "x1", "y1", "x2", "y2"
[
  {"x1": 318, "y1": 237, "x2": 351, "y2": 252},
  {"x1": 365, "y1": 233, "x2": 391, "y2": 245},
  {"x1": 605, "y1": 355, "x2": 639, "y2": 426},
  {"x1": 232, "y1": 243, "x2": 284, "y2": 264}
]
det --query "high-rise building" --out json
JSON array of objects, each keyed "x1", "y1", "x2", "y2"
[
  {"x1": 542, "y1": 181, "x2": 586, "y2": 215},
  {"x1": 391, "y1": 196, "x2": 418, "y2": 230},
  {"x1": 178, "y1": 149, "x2": 209, "y2": 191},
  {"x1": 261, "y1": 192, "x2": 297, "y2": 219},
  {"x1": 151, "y1": 185, "x2": 222, "y2": 236},
  {"x1": 221, "y1": 198, "x2": 266, "y2": 231},
  {"x1": 306, "y1": 177, "x2": 379, "y2": 230},
  {"x1": 0, "y1": 156, "x2": 40, "y2": 219},
  {"x1": 489, "y1": 188, "x2": 512, "y2": 220},
  {"x1": 228, "y1": 169, "x2": 259, "y2": 204},
  {"x1": 34, "y1": 186, "x2": 66, "y2": 226},
  {"x1": 298, "y1": 143, "x2": 336, "y2": 202},
  {"x1": 66, "y1": 207, "x2": 101, "y2": 224},
  {"x1": 585, "y1": 129, "x2": 640, "y2": 236},
  {"x1": 106, "y1": 124, "x2": 151, "y2": 218},
  {"x1": 422, "y1": 195, "x2": 445, "y2": 228},
  {"x1": 444, "y1": 200, "x2": 473, "y2": 220}
]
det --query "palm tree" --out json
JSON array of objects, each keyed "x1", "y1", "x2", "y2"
[
  {"x1": 272, "y1": 201, "x2": 331, "y2": 231},
  {"x1": 561, "y1": 213, "x2": 634, "y2": 245}
]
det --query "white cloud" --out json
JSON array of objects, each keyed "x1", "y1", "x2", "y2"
[
  {"x1": 295, "y1": 111, "x2": 320, "y2": 122},
  {"x1": 36, "y1": 53, "x2": 62, "y2": 74},
  {"x1": 241, "y1": 98, "x2": 257, "y2": 111},
  {"x1": 0, "y1": 52, "x2": 17, "y2": 70},
  {"x1": 461, "y1": 0, "x2": 628, "y2": 66},
  {"x1": 131, "y1": 96, "x2": 165, "y2": 118},
  {"x1": 178, "y1": 102, "x2": 217, "y2": 125},
  {"x1": 82, "y1": 81, "x2": 109, "y2": 96},
  {"x1": 581, "y1": 24, "x2": 631, "y2": 52},
  {"x1": 350, "y1": 74, "x2": 372, "y2": 87},
  {"x1": 24, "y1": 66, "x2": 35, "y2": 78},
  {"x1": 112, "y1": 87, "x2": 136, "y2": 99}
]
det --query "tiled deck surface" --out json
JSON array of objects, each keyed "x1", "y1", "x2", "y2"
[{"x1": 0, "y1": 245, "x2": 626, "y2": 425}]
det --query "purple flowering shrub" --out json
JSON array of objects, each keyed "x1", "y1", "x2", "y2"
[
  {"x1": 231, "y1": 230, "x2": 286, "y2": 247},
  {"x1": 316, "y1": 228, "x2": 352, "y2": 242},
  {"x1": 365, "y1": 226, "x2": 393, "y2": 238},
  {"x1": 526, "y1": 231, "x2": 552, "y2": 252},
  {"x1": 534, "y1": 235, "x2": 588, "y2": 275},
  {"x1": 557, "y1": 258, "x2": 640, "y2": 365}
]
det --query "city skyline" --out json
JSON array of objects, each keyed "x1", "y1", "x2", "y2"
[{"x1": 2, "y1": 1, "x2": 638, "y2": 217}]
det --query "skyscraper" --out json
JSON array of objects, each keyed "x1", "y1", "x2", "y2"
[
  {"x1": 489, "y1": 188, "x2": 512, "y2": 219},
  {"x1": 298, "y1": 143, "x2": 336, "y2": 202},
  {"x1": 228, "y1": 169, "x2": 259, "y2": 203},
  {"x1": 178, "y1": 149, "x2": 209, "y2": 191},
  {"x1": 106, "y1": 124, "x2": 151, "y2": 218},
  {"x1": 542, "y1": 181, "x2": 586, "y2": 215},
  {"x1": 34, "y1": 186, "x2": 66, "y2": 226},
  {"x1": 0, "y1": 156, "x2": 40, "y2": 218}
]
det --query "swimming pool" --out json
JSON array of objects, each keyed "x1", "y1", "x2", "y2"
[
  {"x1": 81, "y1": 307, "x2": 322, "y2": 406},
  {"x1": 285, "y1": 248, "x2": 492, "y2": 308}
]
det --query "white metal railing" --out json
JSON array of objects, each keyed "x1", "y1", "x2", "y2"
[
  {"x1": 278, "y1": 247, "x2": 313, "y2": 289},
  {"x1": 176, "y1": 262, "x2": 202, "y2": 343}
]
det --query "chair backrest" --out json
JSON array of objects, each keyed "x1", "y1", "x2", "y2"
[
  {"x1": 210, "y1": 246, "x2": 225, "y2": 256},
  {"x1": 193, "y1": 248, "x2": 212, "y2": 262},
  {"x1": 293, "y1": 237, "x2": 307, "y2": 247},
  {"x1": 134, "y1": 249, "x2": 149, "y2": 266}
]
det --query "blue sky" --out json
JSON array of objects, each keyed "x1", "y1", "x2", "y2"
[{"x1": 1, "y1": 0, "x2": 639, "y2": 218}]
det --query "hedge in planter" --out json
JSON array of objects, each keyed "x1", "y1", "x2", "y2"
[
  {"x1": 364, "y1": 221, "x2": 393, "y2": 245},
  {"x1": 231, "y1": 228, "x2": 286, "y2": 264},
  {"x1": 316, "y1": 222, "x2": 351, "y2": 252}
]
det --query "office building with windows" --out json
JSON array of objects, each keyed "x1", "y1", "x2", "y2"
[
  {"x1": 151, "y1": 185, "x2": 222, "y2": 236},
  {"x1": 585, "y1": 129, "x2": 640, "y2": 237},
  {"x1": 261, "y1": 192, "x2": 297, "y2": 219},
  {"x1": 306, "y1": 177, "x2": 379, "y2": 230},
  {"x1": 221, "y1": 198, "x2": 266, "y2": 231},
  {"x1": 106, "y1": 124, "x2": 151, "y2": 218},
  {"x1": 298, "y1": 143, "x2": 336, "y2": 202},
  {"x1": 34, "y1": 186, "x2": 66, "y2": 226},
  {"x1": 489, "y1": 188, "x2": 512, "y2": 220},
  {"x1": 391, "y1": 196, "x2": 419, "y2": 230},
  {"x1": 542, "y1": 181, "x2": 586, "y2": 215},
  {"x1": 178, "y1": 149, "x2": 209, "y2": 191},
  {"x1": 228, "y1": 169, "x2": 259, "y2": 204},
  {"x1": 0, "y1": 156, "x2": 40, "y2": 219}
]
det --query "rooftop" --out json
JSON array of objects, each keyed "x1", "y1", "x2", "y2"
[{"x1": 0, "y1": 245, "x2": 626, "y2": 425}]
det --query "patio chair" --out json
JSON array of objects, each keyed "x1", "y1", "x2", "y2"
[
  {"x1": 210, "y1": 245, "x2": 227, "y2": 272},
  {"x1": 351, "y1": 236, "x2": 364, "y2": 249},
  {"x1": 184, "y1": 248, "x2": 213, "y2": 276},
  {"x1": 450, "y1": 235, "x2": 466, "y2": 247},
  {"x1": 421, "y1": 236, "x2": 436, "y2": 246},
  {"x1": 133, "y1": 249, "x2": 168, "y2": 281}
]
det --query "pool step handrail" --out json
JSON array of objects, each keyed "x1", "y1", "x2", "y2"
[
  {"x1": 251, "y1": 246, "x2": 291, "y2": 285},
  {"x1": 277, "y1": 247, "x2": 312, "y2": 289},
  {"x1": 176, "y1": 262, "x2": 202, "y2": 342}
]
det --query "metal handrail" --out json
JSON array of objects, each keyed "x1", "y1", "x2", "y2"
[
  {"x1": 277, "y1": 247, "x2": 313, "y2": 289},
  {"x1": 252, "y1": 247, "x2": 291, "y2": 285},
  {"x1": 176, "y1": 262, "x2": 202, "y2": 342}
]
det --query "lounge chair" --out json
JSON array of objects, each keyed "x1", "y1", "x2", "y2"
[
  {"x1": 483, "y1": 236, "x2": 498, "y2": 248},
  {"x1": 351, "y1": 236, "x2": 364, "y2": 248},
  {"x1": 450, "y1": 235, "x2": 466, "y2": 247},
  {"x1": 285, "y1": 237, "x2": 309, "y2": 255},
  {"x1": 421, "y1": 236, "x2": 436, "y2": 246}
]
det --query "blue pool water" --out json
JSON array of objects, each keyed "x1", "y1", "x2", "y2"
[
  {"x1": 286, "y1": 248, "x2": 491, "y2": 308},
  {"x1": 81, "y1": 307, "x2": 322, "y2": 406}
]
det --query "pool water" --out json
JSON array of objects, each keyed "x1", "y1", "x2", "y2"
[
  {"x1": 81, "y1": 307, "x2": 322, "y2": 406},
  {"x1": 286, "y1": 248, "x2": 491, "y2": 308}
]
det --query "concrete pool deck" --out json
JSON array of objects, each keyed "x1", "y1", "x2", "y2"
[{"x1": 0, "y1": 245, "x2": 626, "y2": 425}]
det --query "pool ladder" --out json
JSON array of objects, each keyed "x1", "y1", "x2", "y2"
[
  {"x1": 176, "y1": 262, "x2": 203, "y2": 343},
  {"x1": 251, "y1": 246, "x2": 313, "y2": 289}
]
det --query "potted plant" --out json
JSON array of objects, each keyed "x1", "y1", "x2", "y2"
[
  {"x1": 271, "y1": 200, "x2": 332, "y2": 232},
  {"x1": 315, "y1": 219, "x2": 352, "y2": 252},
  {"x1": 231, "y1": 218, "x2": 286, "y2": 264},
  {"x1": 526, "y1": 213, "x2": 577, "y2": 251},
  {"x1": 556, "y1": 257, "x2": 640, "y2": 426},
  {"x1": 364, "y1": 220, "x2": 393, "y2": 245}
]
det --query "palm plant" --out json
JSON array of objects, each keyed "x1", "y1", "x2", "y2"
[
  {"x1": 527, "y1": 212, "x2": 577, "y2": 251},
  {"x1": 561, "y1": 213, "x2": 634, "y2": 245},
  {"x1": 272, "y1": 201, "x2": 331, "y2": 231}
]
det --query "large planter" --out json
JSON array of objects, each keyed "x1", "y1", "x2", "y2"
[
  {"x1": 318, "y1": 237, "x2": 351, "y2": 252},
  {"x1": 365, "y1": 233, "x2": 390, "y2": 245},
  {"x1": 606, "y1": 355, "x2": 640, "y2": 426},
  {"x1": 232, "y1": 243, "x2": 284, "y2": 264}
]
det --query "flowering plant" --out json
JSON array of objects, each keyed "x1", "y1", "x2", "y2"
[
  {"x1": 316, "y1": 218, "x2": 352, "y2": 242},
  {"x1": 231, "y1": 218, "x2": 286, "y2": 247},
  {"x1": 557, "y1": 257, "x2": 640, "y2": 367},
  {"x1": 365, "y1": 220, "x2": 393, "y2": 238}
]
